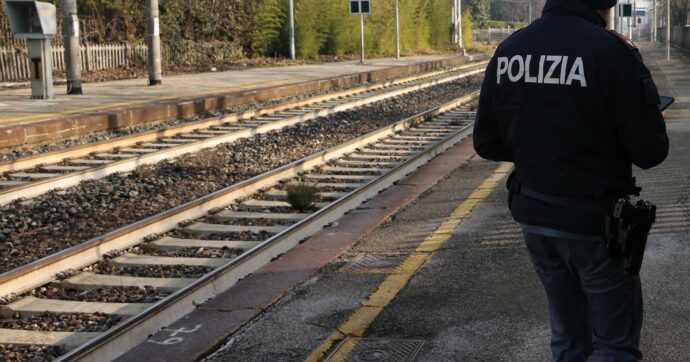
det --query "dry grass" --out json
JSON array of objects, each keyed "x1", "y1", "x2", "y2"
[
  {"x1": 465, "y1": 43, "x2": 496, "y2": 55},
  {"x1": 136, "y1": 165, "x2": 159, "y2": 179}
]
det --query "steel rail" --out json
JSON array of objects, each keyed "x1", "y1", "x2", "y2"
[
  {"x1": 0, "y1": 62, "x2": 477, "y2": 174},
  {"x1": 0, "y1": 91, "x2": 477, "y2": 298},
  {"x1": 0, "y1": 61, "x2": 487, "y2": 206},
  {"x1": 58, "y1": 93, "x2": 478, "y2": 362}
]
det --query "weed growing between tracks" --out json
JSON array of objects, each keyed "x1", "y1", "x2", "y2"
[
  {"x1": 0, "y1": 76, "x2": 482, "y2": 274},
  {"x1": 286, "y1": 183, "x2": 319, "y2": 211}
]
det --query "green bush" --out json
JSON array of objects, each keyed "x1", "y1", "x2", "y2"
[
  {"x1": 430, "y1": 0, "x2": 453, "y2": 49},
  {"x1": 249, "y1": 0, "x2": 287, "y2": 56},
  {"x1": 462, "y1": 9, "x2": 474, "y2": 46},
  {"x1": 1, "y1": 0, "x2": 466, "y2": 60}
]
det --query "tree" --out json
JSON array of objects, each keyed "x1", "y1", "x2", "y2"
[
  {"x1": 0, "y1": 0, "x2": 461, "y2": 58},
  {"x1": 295, "y1": 0, "x2": 324, "y2": 58},
  {"x1": 367, "y1": 0, "x2": 397, "y2": 55},
  {"x1": 324, "y1": 1, "x2": 360, "y2": 56},
  {"x1": 411, "y1": 0, "x2": 432, "y2": 50},
  {"x1": 462, "y1": 9, "x2": 474, "y2": 46},
  {"x1": 671, "y1": 0, "x2": 689, "y2": 26},
  {"x1": 467, "y1": 0, "x2": 492, "y2": 28},
  {"x1": 429, "y1": 0, "x2": 453, "y2": 48},
  {"x1": 249, "y1": 0, "x2": 287, "y2": 56},
  {"x1": 492, "y1": 0, "x2": 546, "y2": 23}
]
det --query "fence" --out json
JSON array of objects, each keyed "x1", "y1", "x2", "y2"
[
  {"x1": 0, "y1": 43, "x2": 148, "y2": 82},
  {"x1": 660, "y1": 26, "x2": 690, "y2": 49},
  {"x1": 472, "y1": 28, "x2": 516, "y2": 43}
]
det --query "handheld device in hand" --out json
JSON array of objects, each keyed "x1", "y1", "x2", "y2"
[{"x1": 659, "y1": 96, "x2": 675, "y2": 111}]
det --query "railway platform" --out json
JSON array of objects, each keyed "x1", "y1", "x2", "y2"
[
  {"x1": 0, "y1": 54, "x2": 468, "y2": 149},
  {"x1": 117, "y1": 42, "x2": 690, "y2": 361}
]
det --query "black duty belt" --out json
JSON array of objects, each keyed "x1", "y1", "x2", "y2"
[{"x1": 520, "y1": 186, "x2": 609, "y2": 213}]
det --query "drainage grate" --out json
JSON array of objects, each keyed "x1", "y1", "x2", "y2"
[
  {"x1": 326, "y1": 338, "x2": 424, "y2": 362},
  {"x1": 340, "y1": 254, "x2": 407, "y2": 273}
]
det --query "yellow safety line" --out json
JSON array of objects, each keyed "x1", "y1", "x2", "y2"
[{"x1": 305, "y1": 162, "x2": 513, "y2": 362}]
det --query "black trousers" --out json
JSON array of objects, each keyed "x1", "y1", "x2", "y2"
[{"x1": 523, "y1": 232, "x2": 643, "y2": 362}]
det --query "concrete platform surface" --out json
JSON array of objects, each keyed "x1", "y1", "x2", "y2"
[
  {"x1": 118, "y1": 43, "x2": 689, "y2": 361},
  {"x1": 0, "y1": 55, "x2": 465, "y2": 148}
]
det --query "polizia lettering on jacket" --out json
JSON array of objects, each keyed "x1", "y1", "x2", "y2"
[{"x1": 496, "y1": 55, "x2": 587, "y2": 87}]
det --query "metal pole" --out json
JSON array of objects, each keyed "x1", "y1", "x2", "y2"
[
  {"x1": 451, "y1": 5, "x2": 457, "y2": 43},
  {"x1": 653, "y1": 0, "x2": 657, "y2": 41},
  {"x1": 628, "y1": 8, "x2": 632, "y2": 39},
  {"x1": 666, "y1": 0, "x2": 670, "y2": 60},
  {"x1": 360, "y1": 13, "x2": 365, "y2": 64},
  {"x1": 289, "y1": 0, "x2": 295, "y2": 60},
  {"x1": 457, "y1": 0, "x2": 463, "y2": 47},
  {"x1": 613, "y1": 3, "x2": 618, "y2": 31},
  {"x1": 632, "y1": 1, "x2": 636, "y2": 41},
  {"x1": 61, "y1": 0, "x2": 82, "y2": 95},
  {"x1": 528, "y1": 0, "x2": 533, "y2": 23},
  {"x1": 635, "y1": 2, "x2": 640, "y2": 40},
  {"x1": 615, "y1": 4, "x2": 618, "y2": 32},
  {"x1": 395, "y1": 0, "x2": 400, "y2": 59},
  {"x1": 146, "y1": 0, "x2": 163, "y2": 85}
]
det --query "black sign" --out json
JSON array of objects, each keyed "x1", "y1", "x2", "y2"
[
  {"x1": 350, "y1": 0, "x2": 371, "y2": 14},
  {"x1": 620, "y1": 4, "x2": 633, "y2": 17}
]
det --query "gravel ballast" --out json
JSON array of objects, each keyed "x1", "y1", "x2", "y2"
[
  {"x1": 0, "y1": 312, "x2": 121, "y2": 334},
  {"x1": 0, "y1": 344, "x2": 64, "y2": 362},
  {"x1": 0, "y1": 76, "x2": 481, "y2": 274},
  {"x1": 0, "y1": 84, "x2": 359, "y2": 162}
]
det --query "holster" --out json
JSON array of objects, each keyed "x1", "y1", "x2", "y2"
[{"x1": 603, "y1": 197, "x2": 657, "y2": 276}]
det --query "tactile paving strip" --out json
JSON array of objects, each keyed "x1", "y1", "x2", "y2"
[
  {"x1": 325, "y1": 338, "x2": 424, "y2": 362},
  {"x1": 340, "y1": 254, "x2": 408, "y2": 273},
  {"x1": 478, "y1": 219, "x2": 523, "y2": 248}
]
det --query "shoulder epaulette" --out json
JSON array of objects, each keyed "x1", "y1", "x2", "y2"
[{"x1": 606, "y1": 29, "x2": 637, "y2": 50}]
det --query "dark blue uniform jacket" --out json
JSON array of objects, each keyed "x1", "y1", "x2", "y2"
[{"x1": 473, "y1": 0, "x2": 669, "y2": 235}]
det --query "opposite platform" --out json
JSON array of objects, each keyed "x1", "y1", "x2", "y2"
[{"x1": 0, "y1": 54, "x2": 466, "y2": 149}]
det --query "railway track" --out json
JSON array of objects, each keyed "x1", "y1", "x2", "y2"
[
  {"x1": 0, "y1": 60, "x2": 486, "y2": 206},
  {"x1": 0, "y1": 93, "x2": 478, "y2": 361}
]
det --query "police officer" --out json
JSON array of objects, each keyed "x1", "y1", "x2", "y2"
[{"x1": 473, "y1": 0, "x2": 669, "y2": 360}]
